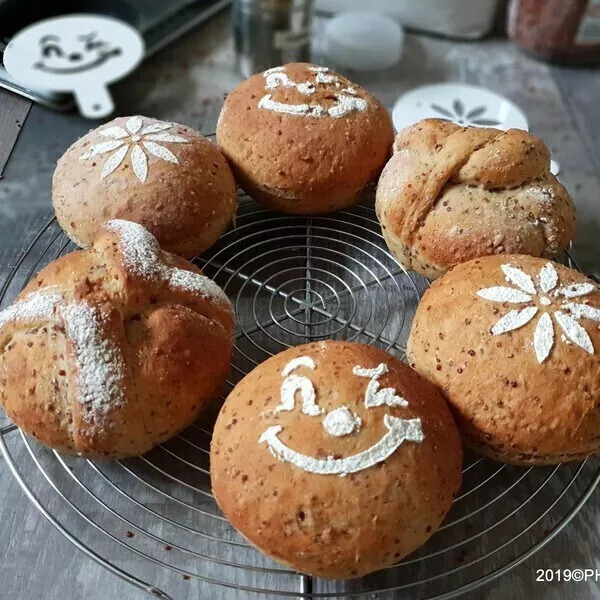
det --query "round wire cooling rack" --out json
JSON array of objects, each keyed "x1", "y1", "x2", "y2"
[{"x1": 1, "y1": 193, "x2": 599, "y2": 600}]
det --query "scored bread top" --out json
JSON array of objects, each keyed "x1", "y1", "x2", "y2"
[{"x1": 376, "y1": 119, "x2": 575, "y2": 279}]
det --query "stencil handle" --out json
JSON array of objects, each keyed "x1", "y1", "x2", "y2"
[{"x1": 73, "y1": 84, "x2": 115, "y2": 119}]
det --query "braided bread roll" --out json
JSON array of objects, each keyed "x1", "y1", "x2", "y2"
[
  {"x1": 376, "y1": 119, "x2": 575, "y2": 279},
  {"x1": 0, "y1": 220, "x2": 234, "y2": 459}
]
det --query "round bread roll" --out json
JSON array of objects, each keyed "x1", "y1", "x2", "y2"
[
  {"x1": 53, "y1": 115, "x2": 237, "y2": 257},
  {"x1": 376, "y1": 119, "x2": 575, "y2": 279},
  {"x1": 216, "y1": 63, "x2": 394, "y2": 214},
  {"x1": 407, "y1": 254, "x2": 600, "y2": 465},
  {"x1": 0, "y1": 220, "x2": 234, "y2": 459},
  {"x1": 211, "y1": 341, "x2": 462, "y2": 578}
]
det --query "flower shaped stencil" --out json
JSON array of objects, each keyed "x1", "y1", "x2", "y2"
[
  {"x1": 431, "y1": 99, "x2": 500, "y2": 127},
  {"x1": 80, "y1": 116, "x2": 188, "y2": 183},
  {"x1": 477, "y1": 263, "x2": 600, "y2": 363}
]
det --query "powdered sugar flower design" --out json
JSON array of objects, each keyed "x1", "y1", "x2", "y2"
[
  {"x1": 477, "y1": 262, "x2": 600, "y2": 363},
  {"x1": 79, "y1": 116, "x2": 188, "y2": 183}
]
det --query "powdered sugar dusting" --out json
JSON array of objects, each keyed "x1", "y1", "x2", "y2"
[
  {"x1": 0, "y1": 291, "x2": 61, "y2": 329},
  {"x1": 281, "y1": 356, "x2": 315, "y2": 377},
  {"x1": 502, "y1": 264, "x2": 536, "y2": 295},
  {"x1": 491, "y1": 306, "x2": 538, "y2": 335},
  {"x1": 353, "y1": 363, "x2": 408, "y2": 408},
  {"x1": 277, "y1": 374, "x2": 323, "y2": 416},
  {"x1": 554, "y1": 311, "x2": 594, "y2": 354},
  {"x1": 564, "y1": 302, "x2": 600, "y2": 322},
  {"x1": 477, "y1": 262, "x2": 598, "y2": 362},
  {"x1": 258, "y1": 64, "x2": 369, "y2": 119},
  {"x1": 81, "y1": 117, "x2": 189, "y2": 183},
  {"x1": 477, "y1": 286, "x2": 532, "y2": 303},
  {"x1": 105, "y1": 220, "x2": 231, "y2": 311},
  {"x1": 533, "y1": 312, "x2": 554, "y2": 363},
  {"x1": 259, "y1": 415, "x2": 423, "y2": 476},
  {"x1": 258, "y1": 95, "x2": 326, "y2": 117},
  {"x1": 539, "y1": 262, "x2": 558, "y2": 294},
  {"x1": 555, "y1": 283, "x2": 597, "y2": 299},
  {"x1": 322, "y1": 406, "x2": 361, "y2": 437},
  {"x1": 62, "y1": 302, "x2": 125, "y2": 424},
  {"x1": 259, "y1": 357, "x2": 424, "y2": 476}
]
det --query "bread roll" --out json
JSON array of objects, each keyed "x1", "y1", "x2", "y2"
[
  {"x1": 53, "y1": 116, "x2": 237, "y2": 257},
  {"x1": 376, "y1": 119, "x2": 575, "y2": 279},
  {"x1": 0, "y1": 220, "x2": 234, "y2": 459},
  {"x1": 211, "y1": 341, "x2": 462, "y2": 578},
  {"x1": 216, "y1": 63, "x2": 394, "y2": 214},
  {"x1": 407, "y1": 254, "x2": 600, "y2": 465}
]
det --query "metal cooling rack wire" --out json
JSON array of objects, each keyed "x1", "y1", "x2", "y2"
[{"x1": 0, "y1": 203, "x2": 598, "y2": 600}]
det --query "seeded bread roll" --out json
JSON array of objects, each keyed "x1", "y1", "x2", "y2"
[
  {"x1": 376, "y1": 119, "x2": 575, "y2": 279},
  {"x1": 53, "y1": 116, "x2": 237, "y2": 257},
  {"x1": 407, "y1": 254, "x2": 600, "y2": 465},
  {"x1": 216, "y1": 63, "x2": 394, "y2": 214},
  {"x1": 211, "y1": 341, "x2": 462, "y2": 578},
  {"x1": 0, "y1": 220, "x2": 234, "y2": 459}
]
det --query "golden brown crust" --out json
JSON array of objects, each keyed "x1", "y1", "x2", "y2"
[
  {"x1": 52, "y1": 116, "x2": 237, "y2": 257},
  {"x1": 211, "y1": 341, "x2": 462, "y2": 578},
  {"x1": 0, "y1": 222, "x2": 234, "y2": 459},
  {"x1": 407, "y1": 254, "x2": 600, "y2": 465},
  {"x1": 376, "y1": 119, "x2": 575, "y2": 279},
  {"x1": 216, "y1": 63, "x2": 394, "y2": 214}
]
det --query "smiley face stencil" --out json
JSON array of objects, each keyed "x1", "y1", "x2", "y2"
[
  {"x1": 4, "y1": 15, "x2": 144, "y2": 118},
  {"x1": 259, "y1": 356, "x2": 424, "y2": 476}
]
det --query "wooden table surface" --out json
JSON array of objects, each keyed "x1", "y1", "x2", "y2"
[{"x1": 1, "y1": 11, "x2": 599, "y2": 600}]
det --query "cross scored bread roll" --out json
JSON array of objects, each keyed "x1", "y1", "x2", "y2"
[
  {"x1": 53, "y1": 116, "x2": 237, "y2": 257},
  {"x1": 0, "y1": 220, "x2": 234, "y2": 459},
  {"x1": 407, "y1": 254, "x2": 600, "y2": 465},
  {"x1": 211, "y1": 341, "x2": 462, "y2": 578},
  {"x1": 376, "y1": 119, "x2": 575, "y2": 279},
  {"x1": 217, "y1": 63, "x2": 394, "y2": 214}
]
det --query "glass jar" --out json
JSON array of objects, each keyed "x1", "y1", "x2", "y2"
[{"x1": 508, "y1": 0, "x2": 600, "y2": 65}]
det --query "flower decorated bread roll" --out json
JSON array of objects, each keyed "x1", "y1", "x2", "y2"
[
  {"x1": 53, "y1": 116, "x2": 237, "y2": 257},
  {"x1": 407, "y1": 254, "x2": 600, "y2": 465},
  {"x1": 216, "y1": 63, "x2": 394, "y2": 214},
  {"x1": 0, "y1": 220, "x2": 234, "y2": 459},
  {"x1": 376, "y1": 119, "x2": 575, "y2": 279},
  {"x1": 211, "y1": 341, "x2": 462, "y2": 578}
]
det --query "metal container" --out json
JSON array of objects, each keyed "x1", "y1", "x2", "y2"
[{"x1": 232, "y1": 0, "x2": 313, "y2": 77}]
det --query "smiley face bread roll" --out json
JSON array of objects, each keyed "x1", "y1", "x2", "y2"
[
  {"x1": 53, "y1": 116, "x2": 237, "y2": 257},
  {"x1": 376, "y1": 119, "x2": 575, "y2": 279},
  {"x1": 211, "y1": 341, "x2": 462, "y2": 578},
  {"x1": 216, "y1": 63, "x2": 394, "y2": 214},
  {"x1": 407, "y1": 254, "x2": 600, "y2": 465},
  {"x1": 0, "y1": 220, "x2": 234, "y2": 459}
]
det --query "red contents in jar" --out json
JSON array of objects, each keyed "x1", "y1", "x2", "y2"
[{"x1": 508, "y1": 0, "x2": 600, "y2": 65}]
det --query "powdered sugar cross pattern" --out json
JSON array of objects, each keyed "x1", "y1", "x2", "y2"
[
  {"x1": 79, "y1": 116, "x2": 189, "y2": 183},
  {"x1": 477, "y1": 262, "x2": 600, "y2": 363},
  {"x1": 0, "y1": 220, "x2": 232, "y2": 427}
]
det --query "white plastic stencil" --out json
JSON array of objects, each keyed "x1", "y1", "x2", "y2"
[{"x1": 3, "y1": 14, "x2": 145, "y2": 119}]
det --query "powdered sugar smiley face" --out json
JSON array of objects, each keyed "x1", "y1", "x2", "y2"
[
  {"x1": 259, "y1": 356, "x2": 424, "y2": 476},
  {"x1": 258, "y1": 65, "x2": 369, "y2": 119},
  {"x1": 4, "y1": 15, "x2": 144, "y2": 118}
]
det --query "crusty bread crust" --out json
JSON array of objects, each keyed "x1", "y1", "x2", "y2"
[
  {"x1": 0, "y1": 223, "x2": 234, "y2": 459},
  {"x1": 216, "y1": 63, "x2": 394, "y2": 214},
  {"x1": 53, "y1": 116, "x2": 237, "y2": 258},
  {"x1": 407, "y1": 254, "x2": 600, "y2": 465},
  {"x1": 211, "y1": 341, "x2": 462, "y2": 578},
  {"x1": 376, "y1": 119, "x2": 575, "y2": 279}
]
